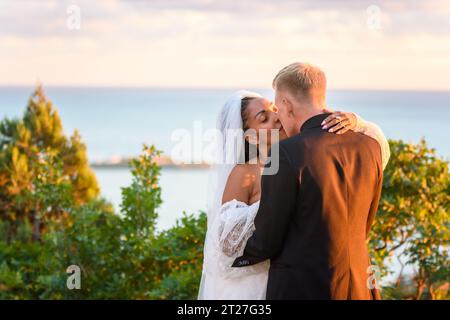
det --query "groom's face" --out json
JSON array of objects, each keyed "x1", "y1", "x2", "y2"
[{"x1": 274, "y1": 89, "x2": 298, "y2": 137}]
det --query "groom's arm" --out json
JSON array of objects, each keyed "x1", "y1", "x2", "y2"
[{"x1": 232, "y1": 144, "x2": 298, "y2": 267}]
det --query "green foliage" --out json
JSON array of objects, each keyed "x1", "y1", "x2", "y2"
[
  {"x1": 0, "y1": 87, "x2": 207, "y2": 299},
  {"x1": 120, "y1": 145, "x2": 162, "y2": 237},
  {"x1": 0, "y1": 85, "x2": 100, "y2": 242},
  {"x1": 149, "y1": 213, "x2": 207, "y2": 299},
  {"x1": 0, "y1": 144, "x2": 207, "y2": 299},
  {"x1": 369, "y1": 139, "x2": 449, "y2": 300}
]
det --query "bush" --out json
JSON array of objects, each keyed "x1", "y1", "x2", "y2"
[
  {"x1": 149, "y1": 213, "x2": 206, "y2": 299},
  {"x1": 369, "y1": 139, "x2": 449, "y2": 300},
  {"x1": 0, "y1": 144, "x2": 206, "y2": 299}
]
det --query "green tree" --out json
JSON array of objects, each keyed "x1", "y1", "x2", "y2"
[
  {"x1": 33, "y1": 145, "x2": 206, "y2": 299},
  {"x1": 0, "y1": 87, "x2": 206, "y2": 299},
  {"x1": 370, "y1": 139, "x2": 449, "y2": 300},
  {"x1": 0, "y1": 85, "x2": 100, "y2": 241}
]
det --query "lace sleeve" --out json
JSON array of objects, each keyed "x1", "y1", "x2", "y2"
[
  {"x1": 354, "y1": 115, "x2": 391, "y2": 170},
  {"x1": 202, "y1": 199, "x2": 269, "y2": 279},
  {"x1": 216, "y1": 200, "x2": 258, "y2": 258}
]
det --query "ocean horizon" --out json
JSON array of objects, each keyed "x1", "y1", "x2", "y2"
[{"x1": 2, "y1": 86, "x2": 449, "y2": 159}]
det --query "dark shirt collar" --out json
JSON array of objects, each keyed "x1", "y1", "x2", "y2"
[{"x1": 300, "y1": 113, "x2": 331, "y2": 132}]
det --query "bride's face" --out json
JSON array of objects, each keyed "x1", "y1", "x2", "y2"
[{"x1": 243, "y1": 97, "x2": 288, "y2": 146}]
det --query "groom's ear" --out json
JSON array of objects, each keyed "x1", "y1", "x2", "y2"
[{"x1": 284, "y1": 97, "x2": 294, "y2": 117}]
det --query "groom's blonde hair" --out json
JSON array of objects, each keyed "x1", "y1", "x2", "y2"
[{"x1": 273, "y1": 62, "x2": 326, "y2": 102}]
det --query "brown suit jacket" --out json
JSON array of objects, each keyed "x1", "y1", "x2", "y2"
[{"x1": 233, "y1": 113, "x2": 383, "y2": 300}]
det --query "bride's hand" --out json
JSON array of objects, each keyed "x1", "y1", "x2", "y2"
[{"x1": 321, "y1": 110, "x2": 357, "y2": 134}]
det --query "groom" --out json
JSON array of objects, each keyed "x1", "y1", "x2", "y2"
[{"x1": 232, "y1": 62, "x2": 383, "y2": 300}]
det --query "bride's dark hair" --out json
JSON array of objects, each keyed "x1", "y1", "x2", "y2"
[{"x1": 241, "y1": 97, "x2": 259, "y2": 163}]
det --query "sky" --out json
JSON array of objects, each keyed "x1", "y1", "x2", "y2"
[{"x1": 1, "y1": 0, "x2": 450, "y2": 90}]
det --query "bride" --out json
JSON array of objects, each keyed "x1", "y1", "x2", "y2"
[{"x1": 198, "y1": 90, "x2": 390, "y2": 300}]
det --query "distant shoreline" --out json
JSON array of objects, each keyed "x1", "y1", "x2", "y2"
[
  {"x1": 91, "y1": 163, "x2": 210, "y2": 170},
  {"x1": 90, "y1": 155, "x2": 210, "y2": 170}
]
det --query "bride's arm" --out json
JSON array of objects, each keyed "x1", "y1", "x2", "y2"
[
  {"x1": 353, "y1": 115, "x2": 391, "y2": 170},
  {"x1": 217, "y1": 164, "x2": 260, "y2": 257},
  {"x1": 321, "y1": 111, "x2": 390, "y2": 170},
  {"x1": 217, "y1": 201, "x2": 258, "y2": 258},
  {"x1": 207, "y1": 199, "x2": 268, "y2": 278}
]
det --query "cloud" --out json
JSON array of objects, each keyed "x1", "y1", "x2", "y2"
[
  {"x1": 2, "y1": 0, "x2": 450, "y2": 38},
  {"x1": 1, "y1": 0, "x2": 450, "y2": 89}
]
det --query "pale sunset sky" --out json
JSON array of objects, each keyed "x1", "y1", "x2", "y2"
[{"x1": 1, "y1": 0, "x2": 450, "y2": 90}]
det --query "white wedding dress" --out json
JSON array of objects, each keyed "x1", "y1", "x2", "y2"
[
  {"x1": 198, "y1": 90, "x2": 390, "y2": 300},
  {"x1": 199, "y1": 199, "x2": 269, "y2": 300}
]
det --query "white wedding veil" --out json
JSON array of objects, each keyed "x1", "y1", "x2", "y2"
[
  {"x1": 198, "y1": 90, "x2": 262, "y2": 299},
  {"x1": 209, "y1": 90, "x2": 263, "y2": 227}
]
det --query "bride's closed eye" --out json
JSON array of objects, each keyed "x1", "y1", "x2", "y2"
[
  {"x1": 260, "y1": 115, "x2": 268, "y2": 123},
  {"x1": 257, "y1": 111, "x2": 267, "y2": 123}
]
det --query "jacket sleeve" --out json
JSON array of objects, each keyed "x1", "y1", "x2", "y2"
[
  {"x1": 366, "y1": 157, "x2": 383, "y2": 239},
  {"x1": 232, "y1": 143, "x2": 299, "y2": 267},
  {"x1": 366, "y1": 157, "x2": 383, "y2": 300}
]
